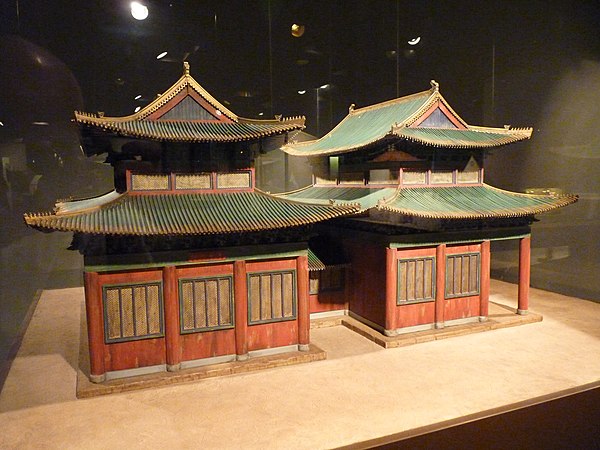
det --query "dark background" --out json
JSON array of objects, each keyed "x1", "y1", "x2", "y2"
[{"x1": 0, "y1": 0, "x2": 599, "y2": 426}]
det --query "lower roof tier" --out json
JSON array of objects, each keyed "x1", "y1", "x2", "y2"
[
  {"x1": 24, "y1": 190, "x2": 359, "y2": 236},
  {"x1": 280, "y1": 184, "x2": 577, "y2": 220}
]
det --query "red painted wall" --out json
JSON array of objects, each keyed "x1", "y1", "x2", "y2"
[
  {"x1": 176, "y1": 263, "x2": 236, "y2": 361},
  {"x1": 246, "y1": 258, "x2": 300, "y2": 351},
  {"x1": 309, "y1": 290, "x2": 348, "y2": 314},
  {"x1": 393, "y1": 247, "x2": 437, "y2": 328},
  {"x1": 345, "y1": 241, "x2": 387, "y2": 327},
  {"x1": 97, "y1": 269, "x2": 166, "y2": 372},
  {"x1": 444, "y1": 243, "x2": 482, "y2": 321}
]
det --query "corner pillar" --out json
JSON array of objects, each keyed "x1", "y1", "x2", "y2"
[
  {"x1": 83, "y1": 271, "x2": 106, "y2": 383},
  {"x1": 518, "y1": 236, "x2": 531, "y2": 315},
  {"x1": 479, "y1": 240, "x2": 491, "y2": 321},
  {"x1": 163, "y1": 265, "x2": 181, "y2": 371},
  {"x1": 435, "y1": 244, "x2": 446, "y2": 329},
  {"x1": 384, "y1": 247, "x2": 397, "y2": 334},
  {"x1": 297, "y1": 255, "x2": 310, "y2": 351},
  {"x1": 234, "y1": 260, "x2": 249, "y2": 360}
]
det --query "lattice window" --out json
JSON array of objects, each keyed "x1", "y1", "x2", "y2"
[
  {"x1": 175, "y1": 173, "x2": 212, "y2": 190},
  {"x1": 103, "y1": 282, "x2": 163, "y2": 343},
  {"x1": 179, "y1": 276, "x2": 233, "y2": 333},
  {"x1": 309, "y1": 272, "x2": 320, "y2": 295},
  {"x1": 457, "y1": 169, "x2": 480, "y2": 183},
  {"x1": 216, "y1": 171, "x2": 251, "y2": 189},
  {"x1": 320, "y1": 266, "x2": 345, "y2": 292},
  {"x1": 402, "y1": 170, "x2": 427, "y2": 185},
  {"x1": 248, "y1": 271, "x2": 296, "y2": 324},
  {"x1": 445, "y1": 253, "x2": 480, "y2": 298},
  {"x1": 397, "y1": 257, "x2": 436, "y2": 304},
  {"x1": 131, "y1": 174, "x2": 170, "y2": 191},
  {"x1": 430, "y1": 170, "x2": 454, "y2": 184}
]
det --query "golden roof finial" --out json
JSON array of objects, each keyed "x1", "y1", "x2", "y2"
[
  {"x1": 349, "y1": 103, "x2": 355, "y2": 113},
  {"x1": 430, "y1": 80, "x2": 439, "y2": 92},
  {"x1": 183, "y1": 61, "x2": 190, "y2": 76}
]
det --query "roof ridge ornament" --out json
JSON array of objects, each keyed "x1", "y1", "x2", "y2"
[
  {"x1": 183, "y1": 61, "x2": 190, "y2": 76},
  {"x1": 349, "y1": 103, "x2": 355, "y2": 113},
  {"x1": 430, "y1": 80, "x2": 439, "y2": 92}
]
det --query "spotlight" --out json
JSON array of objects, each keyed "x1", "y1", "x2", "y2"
[
  {"x1": 130, "y1": 2, "x2": 149, "y2": 20},
  {"x1": 156, "y1": 51, "x2": 168, "y2": 60},
  {"x1": 291, "y1": 24, "x2": 305, "y2": 38}
]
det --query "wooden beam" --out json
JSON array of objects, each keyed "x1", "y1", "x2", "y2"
[
  {"x1": 83, "y1": 271, "x2": 106, "y2": 383},
  {"x1": 385, "y1": 247, "x2": 397, "y2": 333},
  {"x1": 234, "y1": 260, "x2": 249, "y2": 359},
  {"x1": 297, "y1": 255, "x2": 310, "y2": 351},
  {"x1": 163, "y1": 265, "x2": 181, "y2": 371},
  {"x1": 518, "y1": 236, "x2": 531, "y2": 314},
  {"x1": 435, "y1": 244, "x2": 446, "y2": 328},
  {"x1": 480, "y1": 240, "x2": 491, "y2": 320}
]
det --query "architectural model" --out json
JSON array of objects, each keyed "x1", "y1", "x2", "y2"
[{"x1": 25, "y1": 66, "x2": 576, "y2": 383}]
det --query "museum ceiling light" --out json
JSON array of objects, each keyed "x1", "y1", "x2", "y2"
[
  {"x1": 291, "y1": 24, "x2": 305, "y2": 38},
  {"x1": 156, "y1": 51, "x2": 168, "y2": 60},
  {"x1": 134, "y1": 106, "x2": 141, "y2": 113},
  {"x1": 130, "y1": 2, "x2": 149, "y2": 21},
  {"x1": 319, "y1": 84, "x2": 330, "y2": 89},
  {"x1": 298, "y1": 90, "x2": 306, "y2": 95},
  {"x1": 408, "y1": 36, "x2": 421, "y2": 45},
  {"x1": 134, "y1": 94, "x2": 142, "y2": 100}
]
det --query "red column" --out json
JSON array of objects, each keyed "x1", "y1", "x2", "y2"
[
  {"x1": 435, "y1": 244, "x2": 446, "y2": 329},
  {"x1": 297, "y1": 255, "x2": 310, "y2": 351},
  {"x1": 234, "y1": 260, "x2": 248, "y2": 360},
  {"x1": 163, "y1": 266, "x2": 181, "y2": 371},
  {"x1": 479, "y1": 240, "x2": 491, "y2": 321},
  {"x1": 518, "y1": 236, "x2": 531, "y2": 315},
  {"x1": 83, "y1": 271, "x2": 105, "y2": 383},
  {"x1": 384, "y1": 247, "x2": 397, "y2": 335}
]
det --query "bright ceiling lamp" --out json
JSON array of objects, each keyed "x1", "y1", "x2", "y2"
[
  {"x1": 130, "y1": 2, "x2": 149, "y2": 21},
  {"x1": 156, "y1": 51, "x2": 168, "y2": 60}
]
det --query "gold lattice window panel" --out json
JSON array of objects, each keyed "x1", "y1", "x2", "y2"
[
  {"x1": 131, "y1": 174, "x2": 170, "y2": 191},
  {"x1": 445, "y1": 253, "x2": 480, "y2": 298},
  {"x1": 175, "y1": 173, "x2": 212, "y2": 190},
  {"x1": 457, "y1": 169, "x2": 480, "y2": 184},
  {"x1": 430, "y1": 170, "x2": 454, "y2": 184},
  {"x1": 216, "y1": 171, "x2": 251, "y2": 189},
  {"x1": 248, "y1": 271, "x2": 296, "y2": 324},
  {"x1": 402, "y1": 170, "x2": 427, "y2": 185},
  {"x1": 103, "y1": 282, "x2": 163, "y2": 343},
  {"x1": 397, "y1": 257, "x2": 436, "y2": 304},
  {"x1": 179, "y1": 276, "x2": 234, "y2": 333}
]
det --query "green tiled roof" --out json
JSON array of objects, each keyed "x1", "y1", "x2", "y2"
[
  {"x1": 75, "y1": 118, "x2": 304, "y2": 143},
  {"x1": 75, "y1": 63, "x2": 305, "y2": 143},
  {"x1": 281, "y1": 186, "x2": 395, "y2": 211},
  {"x1": 307, "y1": 249, "x2": 326, "y2": 271},
  {"x1": 282, "y1": 91, "x2": 431, "y2": 156},
  {"x1": 24, "y1": 190, "x2": 359, "y2": 236},
  {"x1": 394, "y1": 126, "x2": 532, "y2": 149},
  {"x1": 282, "y1": 84, "x2": 532, "y2": 156},
  {"x1": 377, "y1": 185, "x2": 578, "y2": 219}
]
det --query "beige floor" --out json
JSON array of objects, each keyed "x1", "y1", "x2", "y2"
[{"x1": 1, "y1": 280, "x2": 599, "y2": 449}]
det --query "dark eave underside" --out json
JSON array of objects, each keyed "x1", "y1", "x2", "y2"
[
  {"x1": 24, "y1": 191, "x2": 359, "y2": 236},
  {"x1": 78, "y1": 120, "x2": 303, "y2": 143}
]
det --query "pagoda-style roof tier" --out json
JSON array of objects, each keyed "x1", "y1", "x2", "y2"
[
  {"x1": 75, "y1": 62, "x2": 305, "y2": 144},
  {"x1": 280, "y1": 184, "x2": 577, "y2": 220},
  {"x1": 24, "y1": 190, "x2": 359, "y2": 236},
  {"x1": 281, "y1": 81, "x2": 531, "y2": 156}
]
